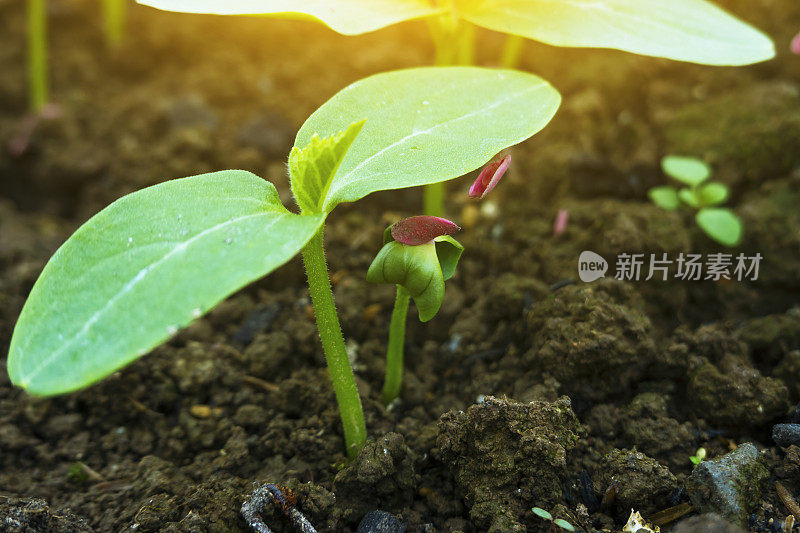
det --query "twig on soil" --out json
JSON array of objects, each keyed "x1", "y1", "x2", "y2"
[
  {"x1": 242, "y1": 483, "x2": 317, "y2": 533},
  {"x1": 649, "y1": 502, "x2": 694, "y2": 527},
  {"x1": 242, "y1": 375, "x2": 280, "y2": 393},
  {"x1": 776, "y1": 481, "x2": 800, "y2": 524},
  {"x1": 549, "y1": 279, "x2": 575, "y2": 292}
]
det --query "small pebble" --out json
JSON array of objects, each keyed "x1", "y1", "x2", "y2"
[
  {"x1": 356, "y1": 510, "x2": 406, "y2": 533},
  {"x1": 787, "y1": 403, "x2": 800, "y2": 424},
  {"x1": 773, "y1": 423, "x2": 800, "y2": 447},
  {"x1": 686, "y1": 443, "x2": 767, "y2": 526}
]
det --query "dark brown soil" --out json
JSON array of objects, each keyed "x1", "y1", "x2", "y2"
[{"x1": 2, "y1": 0, "x2": 800, "y2": 531}]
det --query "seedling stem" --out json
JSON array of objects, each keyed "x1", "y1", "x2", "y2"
[
  {"x1": 300, "y1": 226, "x2": 366, "y2": 458},
  {"x1": 382, "y1": 286, "x2": 410, "y2": 404}
]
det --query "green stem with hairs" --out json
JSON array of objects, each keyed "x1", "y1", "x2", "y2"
[
  {"x1": 301, "y1": 226, "x2": 366, "y2": 459},
  {"x1": 381, "y1": 286, "x2": 410, "y2": 405},
  {"x1": 28, "y1": 0, "x2": 47, "y2": 111},
  {"x1": 102, "y1": 0, "x2": 125, "y2": 47},
  {"x1": 500, "y1": 34, "x2": 525, "y2": 69}
]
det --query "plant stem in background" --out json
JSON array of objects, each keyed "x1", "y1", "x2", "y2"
[
  {"x1": 423, "y1": 13, "x2": 464, "y2": 216},
  {"x1": 28, "y1": 0, "x2": 47, "y2": 111},
  {"x1": 500, "y1": 34, "x2": 525, "y2": 68},
  {"x1": 102, "y1": 0, "x2": 126, "y2": 47},
  {"x1": 423, "y1": 180, "x2": 446, "y2": 217},
  {"x1": 456, "y1": 22, "x2": 476, "y2": 65},
  {"x1": 300, "y1": 227, "x2": 367, "y2": 459},
  {"x1": 382, "y1": 286, "x2": 410, "y2": 405}
]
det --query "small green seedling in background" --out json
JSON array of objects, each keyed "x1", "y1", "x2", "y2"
[
  {"x1": 136, "y1": 0, "x2": 774, "y2": 217},
  {"x1": 6, "y1": 66, "x2": 559, "y2": 459},
  {"x1": 366, "y1": 216, "x2": 463, "y2": 405},
  {"x1": 103, "y1": 0, "x2": 127, "y2": 47},
  {"x1": 690, "y1": 447, "x2": 707, "y2": 465},
  {"x1": 26, "y1": 0, "x2": 125, "y2": 110},
  {"x1": 532, "y1": 507, "x2": 577, "y2": 532},
  {"x1": 27, "y1": 0, "x2": 47, "y2": 110},
  {"x1": 648, "y1": 155, "x2": 743, "y2": 247}
]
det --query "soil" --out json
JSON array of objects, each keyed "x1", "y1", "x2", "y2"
[{"x1": 2, "y1": 0, "x2": 800, "y2": 531}]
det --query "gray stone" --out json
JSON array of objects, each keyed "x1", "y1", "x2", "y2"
[
  {"x1": 356, "y1": 510, "x2": 406, "y2": 533},
  {"x1": 672, "y1": 513, "x2": 746, "y2": 533},
  {"x1": 773, "y1": 423, "x2": 800, "y2": 447},
  {"x1": 686, "y1": 443, "x2": 767, "y2": 526}
]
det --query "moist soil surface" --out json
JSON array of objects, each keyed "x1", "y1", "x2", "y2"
[{"x1": 2, "y1": 0, "x2": 800, "y2": 531}]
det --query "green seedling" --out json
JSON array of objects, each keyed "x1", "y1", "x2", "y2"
[
  {"x1": 26, "y1": 0, "x2": 125, "y2": 110},
  {"x1": 6, "y1": 66, "x2": 559, "y2": 459},
  {"x1": 532, "y1": 507, "x2": 577, "y2": 532},
  {"x1": 690, "y1": 447, "x2": 707, "y2": 465},
  {"x1": 648, "y1": 155, "x2": 743, "y2": 247},
  {"x1": 366, "y1": 216, "x2": 463, "y2": 404},
  {"x1": 138, "y1": 0, "x2": 774, "y2": 217}
]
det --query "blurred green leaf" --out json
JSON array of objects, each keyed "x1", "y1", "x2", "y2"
[
  {"x1": 679, "y1": 188, "x2": 701, "y2": 208},
  {"x1": 697, "y1": 182, "x2": 729, "y2": 206},
  {"x1": 662, "y1": 155, "x2": 711, "y2": 186},
  {"x1": 458, "y1": 0, "x2": 774, "y2": 66},
  {"x1": 696, "y1": 207, "x2": 742, "y2": 246},
  {"x1": 648, "y1": 186, "x2": 679, "y2": 210},
  {"x1": 136, "y1": 0, "x2": 442, "y2": 34}
]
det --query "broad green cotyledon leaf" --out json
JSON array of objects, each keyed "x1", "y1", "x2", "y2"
[
  {"x1": 8, "y1": 171, "x2": 325, "y2": 396},
  {"x1": 456, "y1": 0, "x2": 775, "y2": 66},
  {"x1": 294, "y1": 66, "x2": 561, "y2": 213},
  {"x1": 135, "y1": 0, "x2": 442, "y2": 34}
]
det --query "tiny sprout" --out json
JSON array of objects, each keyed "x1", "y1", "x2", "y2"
[
  {"x1": 367, "y1": 216, "x2": 463, "y2": 404},
  {"x1": 690, "y1": 447, "x2": 707, "y2": 465},
  {"x1": 532, "y1": 507, "x2": 577, "y2": 531},
  {"x1": 553, "y1": 208, "x2": 570, "y2": 237},
  {"x1": 469, "y1": 154, "x2": 511, "y2": 199},
  {"x1": 648, "y1": 155, "x2": 743, "y2": 247},
  {"x1": 532, "y1": 507, "x2": 553, "y2": 520}
]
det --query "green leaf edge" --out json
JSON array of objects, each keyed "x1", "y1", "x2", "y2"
[
  {"x1": 648, "y1": 186, "x2": 679, "y2": 210},
  {"x1": 661, "y1": 155, "x2": 711, "y2": 186},
  {"x1": 696, "y1": 207, "x2": 743, "y2": 247},
  {"x1": 8, "y1": 171, "x2": 326, "y2": 396}
]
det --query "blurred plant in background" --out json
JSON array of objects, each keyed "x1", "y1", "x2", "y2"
[
  {"x1": 649, "y1": 156, "x2": 743, "y2": 247},
  {"x1": 135, "y1": 0, "x2": 775, "y2": 216}
]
